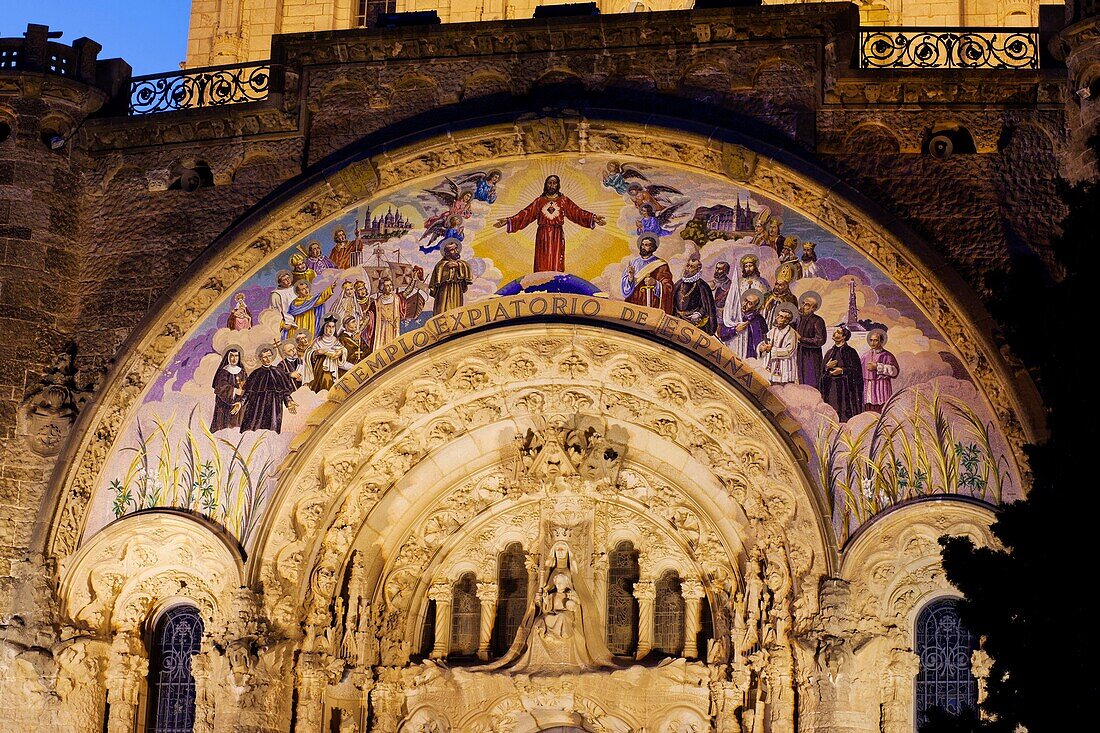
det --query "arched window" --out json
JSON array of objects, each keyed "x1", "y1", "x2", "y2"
[
  {"x1": 146, "y1": 605, "x2": 203, "y2": 733},
  {"x1": 606, "y1": 541, "x2": 640, "y2": 655},
  {"x1": 450, "y1": 573, "x2": 481, "y2": 657},
  {"x1": 653, "y1": 570, "x2": 684, "y2": 656},
  {"x1": 915, "y1": 598, "x2": 979, "y2": 727},
  {"x1": 493, "y1": 543, "x2": 528, "y2": 657}
]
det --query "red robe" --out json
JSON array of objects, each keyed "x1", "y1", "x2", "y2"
[
  {"x1": 505, "y1": 194, "x2": 597, "y2": 272},
  {"x1": 623, "y1": 256, "x2": 674, "y2": 314}
]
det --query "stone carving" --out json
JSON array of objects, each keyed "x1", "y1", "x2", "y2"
[{"x1": 17, "y1": 344, "x2": 99, "y2": 457}]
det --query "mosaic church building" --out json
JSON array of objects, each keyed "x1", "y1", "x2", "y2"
[{"x1": 0, "y1": 0, "x2": 1086, "y2": 731}]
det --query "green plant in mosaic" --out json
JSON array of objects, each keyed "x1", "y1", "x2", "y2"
[
  {"x1": 814, "y1": 385, "x2": 1012, "y2": 538},
  {"x1": 113, "y1": 410, "x2": 275, "y2": 543}
]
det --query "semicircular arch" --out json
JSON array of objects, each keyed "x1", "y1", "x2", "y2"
[{"x1": 42, "y1": 113, "x2": 1038, "y2": 586}]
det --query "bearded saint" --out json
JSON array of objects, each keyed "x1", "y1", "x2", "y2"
[
  {"x1": 428, "y1": 238, "x2": 473, "y2": 314},
  {"x1": 672, "y1": 255, "x2": 718, "y2": 335},
  {"x1": 494, "y1": 175, "x2": 605, "y2": 273},
  {"x1": 621, "y1": 235, "x2": 674, "y2": 314}
]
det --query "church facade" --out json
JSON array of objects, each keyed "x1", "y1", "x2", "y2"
[{"x1": 0, "y1": 2, "x2": 1086, "y2": 732}]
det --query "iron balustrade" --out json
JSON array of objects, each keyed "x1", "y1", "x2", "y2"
[
  {"x1": 129, "y1": 61, "x2": 271, "y2": 115},
  {"x1": 860, "y1": 28, "x2": 1039, "y2": 70}
]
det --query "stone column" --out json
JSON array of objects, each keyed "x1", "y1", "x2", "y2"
[
  {"x1": 681, "y1": 578, "x2": 706, "y2": 659},
  {"x1": 105, "y1": 630, "x2": 147, "y2": 733},
  {"x1": 880, "y1": 649, "x2": 921, "y2": 733},
  {"x1": 428, "y1": 581, "x2": 453, "y2": 659},
  {"x1": 634, "y1": 579, "x2": 656, "y2": 660},
  {"x1": 293, "y1": 653, "x2": 328, "y2": 733},
  {"x1": 475, "y1": 581, "x2": 499, "y2": 661}
]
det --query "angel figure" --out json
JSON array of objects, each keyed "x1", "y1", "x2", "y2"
[
  {"x1": 626, "y1": 181, "x2": 685, "y2": 214},
  {"x1": 602, "y1": 160, "x2": 650, "y2": 195},
  {"x1": 636, "y1": 201, "x2": 687, "y2": 237},
  {"x1": 455, "y1": 169, "x2": 503, "y2": 204},
  {"x1": 419, "y1": 178, "x2": 474, "y2": 248}
]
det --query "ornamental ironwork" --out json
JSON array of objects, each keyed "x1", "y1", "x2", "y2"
[
  {"x1": 915, "y1": 598, "x2": 979, "y2": 725},
  {"x1": 606, "y1": 541, "x2": 640, "y2": 656},
  {"x1": 129, "y1": 61, "x2": 271, "y2": 115},
  {"x1": 860, "y1": 28, "x2": 1038, "y2": 70},
  {"x1": 492, "y1": 543, "x2": 529, "y2": 657},
  {"x1": 147, "y1": 605, "x2": 203, "y2": 733}
]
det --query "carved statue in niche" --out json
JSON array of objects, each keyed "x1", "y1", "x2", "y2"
[
  {"x1": 479, "y1": 539, "x2": 617, "y2": 674},
  {"x1": 16, "y1": 344, "x2": 99, "y2": 457}
]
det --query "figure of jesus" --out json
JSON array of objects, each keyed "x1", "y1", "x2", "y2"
[{"x1": 494, "y1": 175, "x2": 605, "y2": 273}]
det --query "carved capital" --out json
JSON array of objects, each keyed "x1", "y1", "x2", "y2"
[
  {"x1": 428, "y1": 581, "x2": 453, "y2": 604},
  {"x1": 633, "y1": 579, "x2": 657, "y2": 602},
  {"x1": 476, "y1": 581, "x2": 499, "y2": 604},
  {"x1": 681, "y1": 578, "x2": 706, "y2": 600}
]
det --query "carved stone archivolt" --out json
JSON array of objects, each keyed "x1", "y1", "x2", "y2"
[
  {"x1": 46, "y1": 116, "x2": 1037, "y2": 573},
  {"x1": 45, "y1": 325, "x2": 999, "y2": 732},
  {"x1": 253, "y1": 325, "x2": 828, "y2": 641}
]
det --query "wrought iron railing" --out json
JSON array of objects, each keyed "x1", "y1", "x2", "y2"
[
  {"x1": 129, "y1": 61, "x2": 271, "y2": 115},
  {"x1": 859, "y1": 28, "x2": 1039, "y2": 70}
]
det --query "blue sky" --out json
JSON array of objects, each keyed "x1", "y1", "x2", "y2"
[{"x1": 1, "y1": 0, "x2": 191, "y2": 75}]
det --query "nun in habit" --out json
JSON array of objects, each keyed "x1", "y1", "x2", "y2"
[
  {"x1": 305, "y1": 315, "x2": 347, "y2": 392},
  {"x1": 210, "y1": 347, "x2": 245, "y2": 432}
]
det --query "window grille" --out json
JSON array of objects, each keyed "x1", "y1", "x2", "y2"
[
  {"x1": 915, "y1": 598, "x2": 979, "y2": 726},
  {"x1": 606, "y1": 541, "x2": 640, "y2": 655},
  {"x1": 653, "y1": 570, "x2": 684, "y2": 656},
  {"x1": 356, "y1": 0, "x2": 397, "y2": 26},
  {"x1": 147, "y1": 605, "x2": 203, "y2": 733},
  {"x1": 450, "y1": 573, "x2": 481, "y2": 656},
  {"x1": 492, "y1": 543, "x2": 528, "y2": 657}
]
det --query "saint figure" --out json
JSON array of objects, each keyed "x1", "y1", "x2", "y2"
[
  {"x1": 673, "y1": 254, "x2": 718, "y2": 335},
  {"x1": 269, "y1": 270, "x2": 297, "y2": 339},
  {"x1": 370, "y1": 276, "x2": 419, "y2": 351},
  {"x1": 493, "y1": 175, "x2": 605, "y2": 272},
  {"x1": 236, "y1": 345, "x2": 298, "y2": 433},
  {"x1": 287, "y1": 280, "x2": 336, "y2": 338},
  {"x1": 720, "y1": 254, "x2": 770, "y2": 346},
  {"x1": 329, "y1": 228, "x2": 355, "y2": 270},
  {"x1": 621, "y1": 235, "x2": 674, "y2": 314},
  {"x1": 728, "y1": 290, "x2": 767, "y2": 361},
  {"x1": 210, "y1": 348, "x2": 245, "y2": 432},
  {"x1": 801, "y1": 241, "x2": 821, "y2": 279},
  {"x1": 278, "y1": 341, "x2": 305, "y2": 389},
  {"x1": 428, "y1": 238, "x2": 473, "y2": 314},
  {"x1": 821, "y1": 327, "x2": 864, "y2": 422},
  {"x1": 862, "y1": 330, "x2": 900, "y2": 412},
  {"x1": 226, "y1": 293, "x2": 252, "y2": 331},
  {"x1": 339, "y1": 315, "x2": 370, "y2": 369},
  {"x1": 305, "y1": 316, "x2": 347, "y2": 392},
  {"x1": 761, "y1": 274, "x2": 798, "y2": 328},
  {"x1": 796, "y1": 292, "x2": 827, "y2": 390},
  {"x1": 758, "y1": 306, "x2": 799, "y2": 385},
  {"x1": 302, "y1": 240, "x2": 336, "y2": 273}
]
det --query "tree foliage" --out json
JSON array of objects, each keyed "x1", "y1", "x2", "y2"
[{"x1": 930, "y1": 153, "x2": 1098, "y2": 731}]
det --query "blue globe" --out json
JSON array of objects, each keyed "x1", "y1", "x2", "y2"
[{"x1": 495, "y1": 271, "x2": 607, "y2": 297}]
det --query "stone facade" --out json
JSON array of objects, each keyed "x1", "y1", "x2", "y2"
[
  {"x1": 0, "y1": 4, "x2": 1085, "y2": 732},
  {"x1": 183, "y1": 0, "x2": 1063, "y2": 67}
]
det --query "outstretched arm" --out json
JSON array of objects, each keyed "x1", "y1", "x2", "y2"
[{"x1": 494, "y1": 198, "x2": 541, "y2": 231}]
